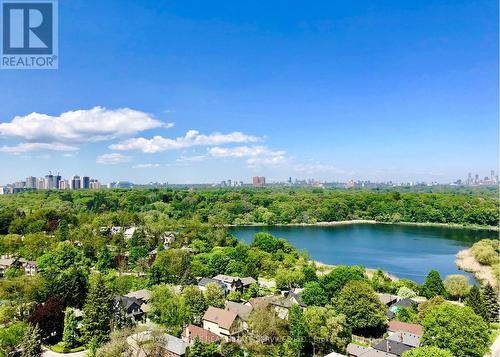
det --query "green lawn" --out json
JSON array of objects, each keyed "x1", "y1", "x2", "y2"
[{"x1": 49, "y1": 343, "x2": 86, "y2": 353}]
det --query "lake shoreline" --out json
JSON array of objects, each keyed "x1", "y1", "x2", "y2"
[
  {"x1": 227, "y1": 220, "x2": 498, "y2": 231},
  {"x1": 455, "y1": 248, "x2": 498, "y2": 288}
]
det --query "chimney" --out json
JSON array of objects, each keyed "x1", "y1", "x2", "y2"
[
  {"x1": 386, "y1": 340, "x2": 391, "y2": 352},
  {"x1": 400, "y1": 333, "x2": 403, "y2": 342}
]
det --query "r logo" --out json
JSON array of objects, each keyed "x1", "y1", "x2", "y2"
[
  {"x1": 2, "y1": 2, "x2": 52, "y2": 54},
  {"x1": 1, "y1": 0, "x2": 57, "y2": 68}
]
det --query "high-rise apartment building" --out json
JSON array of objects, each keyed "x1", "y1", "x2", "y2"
[
  {"x1": 26, "y1": 176, "x2": 37, "y2": 189},
  {"x1": 82, "y1": 176, "x2": 90, "y2": 189},
  {"x1": 71, "y1": 175, "x2": 81, "y2": 189},
  {"x1": 252, "y1": 176, "x2": 266, "y2": 187}
]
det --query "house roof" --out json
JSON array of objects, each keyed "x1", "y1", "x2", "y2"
[
  {"x1": 360, "y1": 350, "x2": 398, "y2": 357},
  {"x1": 324, "y1": 352, "x2": 347, "y2": 357},
  {"x1": 203, "y1": 306, "x2": 238, "y2": 330},
  {"x1": 241, "y1": 277, "x2": 257, "y2": 286},
  {"x1": 114, "y1": 296, "x2": 143, "y2": 313},
  {"x1": 0, "y1": 258, "x2": 16, "y2": 267},
  {"x1": 125, "y1": 289, "x2": 152, "y2": 302},
  {"x1": 393, "y1": 298, "x2": 416, "y2": 308},
  {"x1": 387, "y1": 332, "x2": 421, "y2": 348},
  {"x1": 198, "y1": 278, "x2": 227, "y2": 290},
  {"x1": 377, "y1": 293, "x2": 398, "y2": 305},
  {"x1": 346, "y1": 343, "x2": 369, "y2": 357},
  {"x1": 288, "y1": 292, "x2": 307, "y2": 307},
  {"x1": 182, "y1": 324, "x2": 221, "y2": 344},
  {"x1": 373, "y1": 339, "x2": 412, "y2": 357},
  {"x1": 213, "y1": 274, "x2": 242, "y2": 283},
  {"x1": 128, "y1": 331, "x2": 187, "y2": 356},
  {"x1": 225, "y1": 301, "x2": 253, "y2": 321},
  {"x1": 387, "y1": 320, "x2": 423, "y2": 336}
]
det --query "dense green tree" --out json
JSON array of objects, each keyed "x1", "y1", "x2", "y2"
[
  {"x1": 182, "y1": 285, "x2": 207, "y2": 324},
  {"x1": 250, "y1": 233, "x2": 281, "y2": 254},
  {"x1": 402, "y1": 346, "x2": 453, "y2": 357},
  {"x1": 62, "y1": 307, "x2": 79, "y2": 348},
  {"x1": 417, "y1": 295, "x2": 445, "y2": 323},
  {"x1": 303, "y1": 306, "x2": 351, "y2": 356},
  {"x1": 204, "y1": 283, "x2": 225, "y2": 308},
  {"x1": 421, "y1": 303, "x2": 490, "y2": 357},
  {"x1": 333, "y1": 281, "x2": 387, "y2": 335},
  {"x1": 302, "y1": 265, "x2": 318, "y2": 283},
  {"x1": 0, "y1": 321, "x2": 27, "y2": 357},
  {"x1": 96, "y1": 246, "x2": 114, "y2": 271},
  {"x1": 37, "y1": 241, "x2": 90, "y2": 307},
  {"x1": 149, "y1": 284, "x2": 185, "y2": 335},
  {"x1": 482, "y1": 283, "x2": 499, "y2": 322},
  {"x1": 275, "y1": 269, "x2": 305, "y2": 290},
  {"x1": 284, "y1": 304, "x2": 307, "y2": 356},
  {"x1": 55, "y1": 219, "x2": 69, "y2": 241},
  {"x1": 321, "y1": 266, "x2": 367, "y2": 298},
  {"x1": 420, "y1": 270, "x2": 446, "y2": 299},
  {"x1": 20, "y1": 323, "x2": 42, "y2": 357},
  {"x1": 148, "y1": 249, "x2": 194, "y2": 285},
  {"x1": 301, "y1": 281, "x2": 328, "y2": 306},
  {"x1": 397, "y1": 286, "x2": 417, "y2": 298},
  {"x1": 187, "y1": 338, "x2": 220, "y2": 357},
  {"x1": 464, "y1": 285, "x2": 489, "y2": 321},
  {"x1": 82, "y1": 274, "x2": 114, "y2": 347},
  {"x1": 443, "y1": 274, "x2": 470, "y2": 302}
]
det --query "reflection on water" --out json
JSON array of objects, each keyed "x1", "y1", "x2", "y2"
[{"x1": 229, "y1": 224, "x2": 494, "y2": 283}]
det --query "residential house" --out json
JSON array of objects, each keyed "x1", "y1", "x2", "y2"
[
  {"x1": 225, "y1": 301, "x2": 253, "y2": 330},
  {"x1": 346, "y1": 343, "x2": 398, "y2": 357},
  {"x1": 124, "y1": 227, "x2": 137, "y2": 240},
  {"x1": 387, "y1": 321, "x2": 423, "y2": 337},
  {"x1": 387, "y1": 298, "x2": 420, "y2": 319},
  {"x1": 0, "y1": 258, "x2": 19, "y2": 276},
  {"x1": 287, "y1": 290, "x2": 307, "y2": 308},
  {"x1": 181, "y1": 324, "x2": 221, "y2": 345},
  {"x1": 114, "y1": 295, "x2": 146, "y2": 323},
  {"x1": 202, "y1": 306, "x2": 243, "y2": 341},
  {"x1": 125, "y1": 289, "x2": 152, "y2": 315},
  {"x1": 372, "y1": 339, "x2": 412, "y2": 357},
  {"x1": 387, "y1": 332, "x2": 420, "y2": 348},
  {"x1": 247, "y1": 295, "x2": 293, "y2": 319},
  {"x1": 325, "y1": 352, "x2": 348, "y2": 357},
  {"x1": 18, "y1": 259, "x2": 37, "y2": 276},
  {"x1": 127, "y1": 330, "x2": 188, "y2": 357},
  {"x1": 377, "y1": 293, "x2": 398, "y2": 307},
  {"x1": 212, "y1": 274, "x2": 257, "y2": 293},
  {"x1": 198, "y1": 277, "x2": 228, "y2": 294}
]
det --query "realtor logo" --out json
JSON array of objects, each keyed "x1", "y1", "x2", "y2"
[{"x1": 1, "y1": 0, "x2": 58, "y2": 69}]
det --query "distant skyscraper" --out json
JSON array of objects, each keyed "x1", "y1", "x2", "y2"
[
  {"x1": 82, "y1": 176, "x2": 90, "y2": 189},
  {"x1": 25, "y1": 176, "x2": 37, "y2": 189},
  {"x1": 71, "y1": 175, "x2": 81, "y2": 189},
  {"x1": 253, "y1": 176, "x2": 266, "y2": 187},
  {"x1": 59, "y1": 180, "x2": 69, "y2": 190},
  {"x1": 37, "y1": 178, "x2": 45, "y2": 190},
  {"x1": 45, "y1": 173, "x2": 55, "y2": 189},
  {"x1": 491, "y1": 170, "x2": 495, "y2": 180}
]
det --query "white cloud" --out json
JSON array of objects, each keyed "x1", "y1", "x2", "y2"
[
  {"x1": 0, "y1": 142, "x2": 79, "y2": 154},
  {"x1": 110, "y1": 130, "x2": 260, "y2": 153},
  {"x1": 208, "y1": 145, "x2": 287, "y2": 168},
  {"x1": 0, "y1": 106, "x2": 166, "y2": 143},
  {"x1": 96, "y1": 153, "x2": 132, "y2": 165},
  {"x1": 176, "y1": 155, "x2": 207, "y2": 163},
  {"x1": 132, "y1": 163, "x2": 161, "y2": 169}
]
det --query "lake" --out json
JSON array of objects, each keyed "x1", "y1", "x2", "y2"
[{"x1": 229, "y1": 224, "x2": 494, "y2": 283}]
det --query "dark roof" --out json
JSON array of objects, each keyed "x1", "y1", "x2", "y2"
[
  {"x1": 393, "y1": 298, "x2": 416, "y2": 308},
  {"x1": 115, "y1": 296, "x2": 143, "y2": 313},
  {"x1": 199, "y1": 277, "x2": 227, "y2": 290},
  {"x1": 373, "y1": 339, "x2": 412, "y2": 357}
]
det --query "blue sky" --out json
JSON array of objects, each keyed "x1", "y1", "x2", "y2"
[{"x1": 0, "y1": 0, "x2": 498, "y2": 184}]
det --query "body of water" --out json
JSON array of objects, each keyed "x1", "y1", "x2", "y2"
[{"x1": 229, "y1": 224, "x2": 494, "y2": 283}]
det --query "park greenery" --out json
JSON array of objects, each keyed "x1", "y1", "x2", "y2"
[{"x1": 0, "y1": 188, "x2": 498, "y2": 356}]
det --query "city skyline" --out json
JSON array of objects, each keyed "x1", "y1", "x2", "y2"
[{"x1": 0, "y1": 1, "x2": 498, "y2": 184}]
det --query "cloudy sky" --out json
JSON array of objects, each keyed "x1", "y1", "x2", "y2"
[{"x1": 0, "y1": 0, "x2": 498, "y2": 184}]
